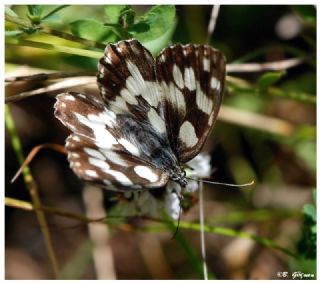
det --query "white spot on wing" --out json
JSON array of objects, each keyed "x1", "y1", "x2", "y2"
[
  {"x1": 118, "y1": 138, "x2": 140, "y2": 156},
  {"x1": 85, "y1": 169, "x2": 98, "y2": 178},
  {"x1": 179, "y1": 121, "x2": 198, "y2": 148},
  {"x1": 109, "y1": 96, "x2": 130, "y2": 114},
  {"x1": 173, "y1": 64, "x2": 184, "y2": 89},
  {"x1": 162, "y1": 82, "x2": 186, "y2": 114},
  {"x1": 203, "y1": 58, "x2": 210, "y2": 72},
  {"x1": 70, "y1": 153, "x2": 80, "y2": 158},
  {"x1": 126, "y1": 61, "x2": 145, "y2": 93},
  {"x1": 210, "y1": 77, "x2": 221, "y2": 90},
  {"x1": 105, "y1": 151, "x2": 129, "y2": 167},
  {"x1": 124, "y1": 61, "x2": 160, "y2": 108},
  {"x1": 184, "y1": 67, "x2": 196, "y2": 91},
  {"x1": 99, "y1": 110, "x2": 116, "y2": 128},
  {"x1": 196, "y1": 82, "x2": 213, "y2": 115},
  {"x1": 143, "y1": 81, "x2": 160, "y2": 107},
  {"x1": 88, "y1": 157, "x2": 110, "y2": 172},
  {"x1": 120, "y1": 88, "x2": 138, "y2": 105},
  {"x1": 104, "y1": 55, "x2": 112, "y2": 64},
  {"x1": 134, "y1": 166, "x2": 159, "y2": 182},
  {"x1": 64, "y1": 95, "x2": 76, "y2": 101},
  {"x1": 84, "y1": 148, "x2": 105, "y2": 160},
  {"x1": 107, "y1": 169, "x2": 132, "y2": 185},
  {"x1": 74, "y1": 113, "x2": 117, "y2": 149},
  {"x1": 147, "y1": 108, "x2": 166, "y2": 134}
]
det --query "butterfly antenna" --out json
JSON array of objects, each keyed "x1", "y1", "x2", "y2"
[
  {"x1": 199, "y1": 180, "x2": 208, "y2": 280},
  {"x1": 11, "y1": 143, "x2": 67, "y2": 183},
  {"x1": 187, "y1": 177, "x2": 255, "y2": 188}
]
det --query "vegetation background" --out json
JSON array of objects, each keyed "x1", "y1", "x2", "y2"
[{"x1": 5, "y1": 5, "x2": 316, "y2": 279}]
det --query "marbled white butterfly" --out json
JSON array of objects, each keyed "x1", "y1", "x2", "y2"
[{"x1": 54, "y1": 39, "x2": 226, "y2": 192}]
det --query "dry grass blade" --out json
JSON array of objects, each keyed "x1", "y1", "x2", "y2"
[
  {"x1": 219, "y1": 105, "x2": 294, "y2": 136},
  {"x1": 5, "y1": 76, "x2": 96, "y2": 103},
  {"x1": 226, "y1": 57, "x2": 304, "y2": 73}
]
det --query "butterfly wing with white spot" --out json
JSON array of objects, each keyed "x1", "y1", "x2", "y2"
[
  {"x1": 54, "y1": 92, "x2": 169, "y2": 190},
  {"x1": 156, "y1": 44, "x2": 226, "y2": 163},
  {"x1": 97, "y1": 39, "x2": 166, "y2": 126}
]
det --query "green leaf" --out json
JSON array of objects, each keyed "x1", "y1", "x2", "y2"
[
  {"x1": 41, "y1": 5, "x2": 69, "y2": 21},
  {"x1": 257, "y1": 71, "x2": 285, "y2": 91},
  {"x1": 294, "y1": 140, "x2": 316, "y2": 172},
  {"x1": 27, "y1": 5, "x2": 43, "y2": 24},
  {"x1": 104, "y1": 5, "x2": 130, "y2": 24},
  {"x1": 294, "y1": 5, "x2": 316, "y2": 26},
  {"x1": 27, "y1": 5, "x2": 43, "y2": 16},
  {"x1": 5, "y1": 6, "x2": 18, "y2": 17},
  {"x1": 127, "y1": 21, "x2": 150, "y2": 34},
  {"x1": 303, "y1": 204, "x2": 316, "y2": 222},
  {"x1": 135, "y1": 5, "x2": 176, "y2": 54},
  {"x1": 69, "y1": 19, "x2": 114, "y2": 43}
]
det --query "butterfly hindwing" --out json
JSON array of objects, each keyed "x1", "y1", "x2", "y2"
[
  {"x1": 54, "y1": 92, "x2": 169, "y2": 190},
  {"x1": 156, "y1": 44, "x2": 226, "y2": 163}
]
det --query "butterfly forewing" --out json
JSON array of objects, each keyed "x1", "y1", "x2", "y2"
[
  {"x1": 97, "y1": 39, "x2": 165, "y2": 121},
  {"x1": 156, "y1": 44, "x2": 226, "y2": 163}
]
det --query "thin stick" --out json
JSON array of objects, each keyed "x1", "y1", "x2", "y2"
[
  {"x1": 11, "y1": 143, "x2": 67, "y2": 183},
  {"x1": 226, "y1": 57, "x2": 303, "y2": 73},
  {"x1": 207, "y1": 5, "x2": 220, "y2": 43},
  {"x1": 5, "y1": 71, "x2": 95, "y2": 82},
  {"x1": 5, "y1": 76, "x2": 96, "y2": 103},
  {"x1": 5, "y1": 105, "x2": 59, "y2": 278},
  {"x1": 199, "y1": 181, "x2": 208, "y2": 280}
]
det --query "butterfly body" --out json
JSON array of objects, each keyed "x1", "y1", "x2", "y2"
[
  {"x1": 114, "y1": 112, "x2": 187, "y2": 186},
  {"x1": 54, "y1": 39, "x2": 226, "y2": 192}
]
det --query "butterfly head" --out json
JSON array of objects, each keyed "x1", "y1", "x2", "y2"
[{"x1": 169, "y1": 167, "x2": 188, "y2": 187}]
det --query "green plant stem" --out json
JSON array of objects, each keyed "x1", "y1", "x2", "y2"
[
  {"x1": 5, "y1": 197, "x2": 101, "y2": 223},
  {"x1": 6, "y1": 196, "x2": 298, "y2": 259},
  {"x1": 5, "y1": 106, "x2": 59, "y2": 278},
  {"x1": 41, "y1": 5, "x2": 69, "y2": 20},
  {"x1": 226, "y1": 78, "x2": 316, "y2": 105},
  {"x1": 5, "y1": 14, "x2": 106, "y2": 50},
  {"x1": 177, "y1": 221, "x2": 298, "y2": 258},
  {"x1": 6, "y1": 38, "x2": 102, "y2": 58},
  {"x1": 41, "y1": 26, "x2": 106, "y2": 50},
  {"x1": 268, "y1": 87, "x2": 316, "y2": 104}
]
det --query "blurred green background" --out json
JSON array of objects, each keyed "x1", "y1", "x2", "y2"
[{"x1": 5, "y1": 5, "x2": 316, "y2": 280}]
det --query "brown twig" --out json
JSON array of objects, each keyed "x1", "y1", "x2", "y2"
[{"x1": 11, "y1": 143, "x2": 67, "y2": 183}]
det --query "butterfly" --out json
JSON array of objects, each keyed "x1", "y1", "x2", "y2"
[{"x1": 54, "y1": 39, "x2": 226, "y2": 192}]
